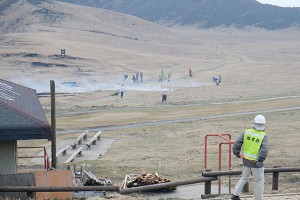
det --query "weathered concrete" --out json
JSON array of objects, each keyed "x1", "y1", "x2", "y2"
[{"x1": 0, "y1": 141, "x2": 17, "y2": 174}]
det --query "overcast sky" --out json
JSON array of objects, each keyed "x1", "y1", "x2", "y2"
[{"x1": 256, "y1": 0, "x2": 300, "y2": 7}]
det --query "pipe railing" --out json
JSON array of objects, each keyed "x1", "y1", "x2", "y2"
[
  {"x1": 0, "y1": 185, "x2": 119, "y2": 199},
  {"x1": 0, "y1": 177, "x2": 217, "y2": 199},
  {"x1": 202, "y1": 167, "x2": 300, "y2": 194},
  {"x1": 17, "y1": 146, "x2": 51, "y2": 170},
  {"x1": 120, "y1": 177, "x2": 218, "y2": 194},
  {"x1": 204, "y1": 133, "x2": 234, "y2": 194}
]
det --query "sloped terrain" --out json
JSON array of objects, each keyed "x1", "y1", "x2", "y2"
[
  {"x1": 59, "y1": 0, "x2": 300, "y2": 29},
  {"x1": 0, "y1": 0, "x2": 300, "y2": 104},
  {"x1": 2, "y1": 1, "x2": 299, "y2": 196}
]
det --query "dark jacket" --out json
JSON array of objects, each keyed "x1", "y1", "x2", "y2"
[{"x1": 233, "y1": 129, "x2": 269, "y2": 168}]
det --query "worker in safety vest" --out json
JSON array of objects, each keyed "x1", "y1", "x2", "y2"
[{"x1": 231, "y1": 115, "x2": 269, "y2": 200}]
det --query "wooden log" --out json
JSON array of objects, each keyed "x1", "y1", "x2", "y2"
[
  {"x1": 86, "y1": 131, "x2": 102, "y2": 149},
  {"x1": 64, "y1": 147, "x2": 83, "y2": 163},
  {"x1": 76, "y1": 131, "x2": 88, "y2": 145},
  {"x1": 56, "y1": 145, "x2": 70, "y2": 156}
]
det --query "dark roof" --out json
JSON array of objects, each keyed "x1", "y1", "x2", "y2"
[{"x1": 0, "y1": 79, "x2": 52, "y2": 140}]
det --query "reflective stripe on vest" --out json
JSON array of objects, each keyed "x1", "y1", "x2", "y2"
[{"x1": 241, "y1": 129, "x2": 266, "y2": 161}]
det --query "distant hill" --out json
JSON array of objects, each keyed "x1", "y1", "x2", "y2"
[
  {"x1": 0, "y1": 0, "x2": 68, "y2": 33},
  {"x1": 0, "y1": 0, "x2": 172, "y2": 36},
  {"x1": 57, "y1": 0, "x2": 300, "y2": 29}
]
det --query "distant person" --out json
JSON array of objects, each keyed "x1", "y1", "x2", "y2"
[
  {"x1": 159, "y1": 74, "x2": 163, "y2": 83},
  {"x1": 231, "y1": 115, "x2": 269, "y2": 200},
  {"x1": 168, "y1": 72, "x2": 171, "y2": 82},
  {"x1": 140, "y1": 72, "x2": 143, "y2": 82},
  {"x1": 189, "y1": 68, "x2": 192, "y2": 77},
  {"x1": 162, "y1": 94, "x2": 167, "y2": 102},
  {"x1": 218, "y1": 75, "x2": 222, "y2": 84},
  {"x1": 120, "y1": 84, "x2": 125, "y2": 98},
  {"x1": 132, "y1": 75, "x2": 135, "y2": 82},
  {"x1": 136, "y1": 71, "x2": 139, "y2": 82}
]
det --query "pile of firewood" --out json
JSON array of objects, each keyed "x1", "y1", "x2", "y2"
[{"x1": 122, "y1": 172, "x2": 173, "y2": 189}]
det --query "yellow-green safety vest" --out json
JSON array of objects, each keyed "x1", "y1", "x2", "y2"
[{"x1": 241, "y1": 129, "x2": 266, "y2": 161}]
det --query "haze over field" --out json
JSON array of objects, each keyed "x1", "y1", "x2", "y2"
[{"x1": 1, "y1": 0, "x2": 299, "y2": 105}]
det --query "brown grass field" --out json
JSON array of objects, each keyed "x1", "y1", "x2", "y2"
[{"x1": 1, "y1": 0, "x2": 300, "y2": 199}]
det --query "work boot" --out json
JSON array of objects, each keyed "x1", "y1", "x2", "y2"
[{"x1": 231, "y1": 195, "x2": 241, "y2": 200}]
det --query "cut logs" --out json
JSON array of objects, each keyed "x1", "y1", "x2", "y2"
[{"x1": 122, "y1": 172, "x2": 175, "y2": 191}]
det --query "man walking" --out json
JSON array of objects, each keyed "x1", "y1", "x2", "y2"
[
  {"x1": 140, "y1": 72, "x2": 143, "y2": 82},
  {"x1": 120, "y1": 84, "x2": 125, "y2": 98},
  {"x1": 189, "y1": 67, "x2": 192, "y2": 77},
  {"x1": 231, "y1": 115, "x2": 269, "y2": 200},
  {"x1": 136, "y1": 71, "x2": 139, "y2": 82}
]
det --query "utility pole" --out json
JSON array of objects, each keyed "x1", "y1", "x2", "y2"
[{"x1": 50, "y1": 80, "x2": 57, "y2": 169}]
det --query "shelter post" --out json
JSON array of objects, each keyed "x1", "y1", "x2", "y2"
[{"x1": 50, "y1": 80, "x2": 57, "y2": 169}]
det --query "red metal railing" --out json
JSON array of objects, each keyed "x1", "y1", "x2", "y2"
[
  {"x1": 204, "y1": 133, "x2": 234, "y2": 194},
  {"x1": 17, "y1": 146, "x2": 51, "y2": 171}
]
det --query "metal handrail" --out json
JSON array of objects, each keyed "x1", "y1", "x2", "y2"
[
  {"x1": 202, "y1": 167, "x2": 300, "y2": 191},
  {"x1": 204, "y1": 133, "x2": 234, "y2": 194},
  {"x1": 17, "y1": 146, "x2": 51, "y2": 170}
]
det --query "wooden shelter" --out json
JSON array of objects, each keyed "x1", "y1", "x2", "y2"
[{"x1": 0, "y1": 79, "x2": 52, "y2": 174}]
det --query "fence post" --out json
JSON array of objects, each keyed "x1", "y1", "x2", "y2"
[
  {"x1": 272, "y1": 172, "x2": 279, "y2": 190},
  {"x1": 50, "y1": 80, "x2": 57, "y2": 169},
  {"x1": 204, "y1": 181, "x2": 212, "y2": 195},
  {"x1": 204, "y1": 169, "x2": 212, "y2": 195}
]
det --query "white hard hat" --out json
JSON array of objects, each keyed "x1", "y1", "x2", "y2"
[
  {"x1": 254, "y1": 115, "x2": 266, "y2": 130},
  {"x1": 254, "y1": 115, "x2": 266, "y2": 124}
]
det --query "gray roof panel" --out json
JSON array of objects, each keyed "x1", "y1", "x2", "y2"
[{"x1": 0, "y1": 79, "x2": 52, "y2": 140}]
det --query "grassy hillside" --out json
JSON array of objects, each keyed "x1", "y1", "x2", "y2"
[
  {"x1": 58, "y1": 0, "x2": 300, "y2": 29},
  {"x1": 1, "y1": 1, "x2": 300, "y2": 198}
]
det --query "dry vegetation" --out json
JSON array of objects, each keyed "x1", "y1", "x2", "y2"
[{"x1": 1, "y1": 0, "x2": 300, "y2": 199}]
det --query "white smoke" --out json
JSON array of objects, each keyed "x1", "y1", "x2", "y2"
[{"x1": 8, "y1": 77, "x2": 208, "y2": 94}]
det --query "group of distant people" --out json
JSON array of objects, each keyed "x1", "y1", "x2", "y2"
[
  {"x1": 120, "y1": 71, "x2": 143, "y2": 98},
  {"x1": 158, "y1": 67, "x2": 193, "y2": 83},
  {"x1": 131, "y1": 71, "x2": 143, "y2": 82},
  {"x1": 119, "y1": 67, "x2": 223, "y2": 99},
  {"x1": 123, "y1": 71, "x2": 144, "y2": 82},
  {"x1": 212, "y1": 75, "x2": 222, "y2": 85},
  {"x1": 159, "y1": 71, "x2": 172, "y2": 82}
]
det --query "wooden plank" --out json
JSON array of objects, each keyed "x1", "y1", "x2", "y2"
[
  {"x1": 64, "y1": 147, "x2": 83, "y2": 163},
  {"x1": 76, "y1": 131, "x2": 88, "y2": 145},
  {"x1": 86, "y1": 131, "x2": 102, "y2": 149},
  {"x1": 94, "y1": 131, "x2": 101, "y2": 141},
  {"x1": 56, "y1": 145, "x2": 70, "y2": 157},
  {"x1": 70, "y1": 131, "x2": 89, "y2": 148}
]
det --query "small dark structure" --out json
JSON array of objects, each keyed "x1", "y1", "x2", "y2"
[
  {"x1": 61, "y1": 49, "x2": 66, "y2": 56},
  {"x1": 0, "y1": 79, "x2": 52, "y2": 174}
]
